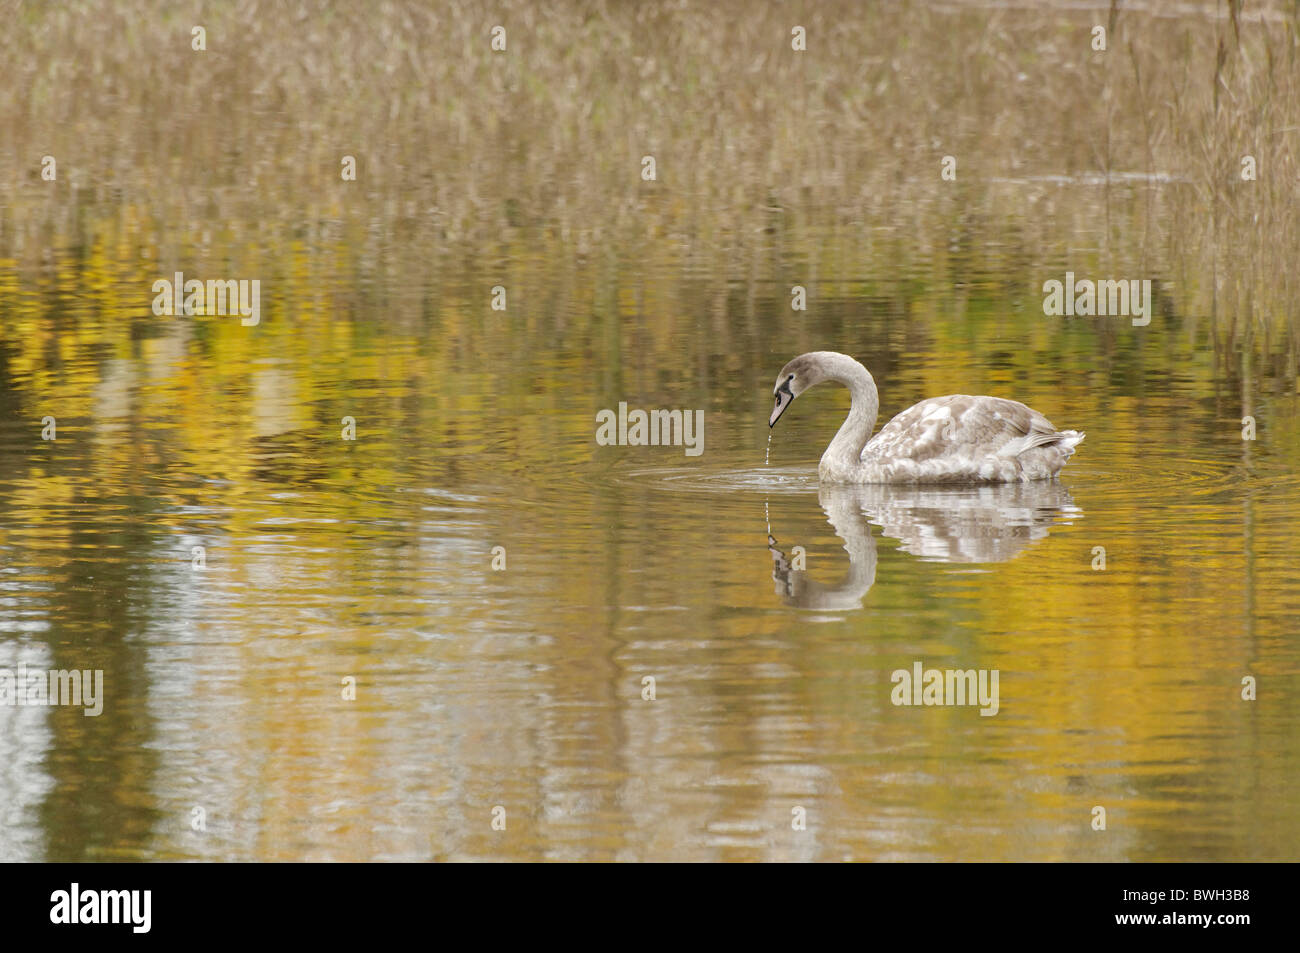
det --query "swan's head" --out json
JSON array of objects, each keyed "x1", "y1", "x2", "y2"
[{"x1": 768, "y1": 353, "x2": 826, "y2": 427}]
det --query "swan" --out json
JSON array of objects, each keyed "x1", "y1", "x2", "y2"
[{"x1": 768, "y1": 351, "x2": 1084, "y2": 483}]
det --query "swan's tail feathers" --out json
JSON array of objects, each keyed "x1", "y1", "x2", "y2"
[
  {"x1": 1019, "y1": 426, "x2": 1084, "y2": 453},
  {"x1": 1011, "y1": 427, "x2": 1084, "y2": 463},
  {"x1": 1057, "y1": 430, "x2": 1085, "y2": 456}
]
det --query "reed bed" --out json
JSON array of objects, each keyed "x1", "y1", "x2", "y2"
[{"x1": 0, "y1": 0, "x2": 1296, "y2": 368}]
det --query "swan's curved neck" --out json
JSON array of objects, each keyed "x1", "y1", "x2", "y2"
[{"x1": 819, "y1": 354, "x2": 879, "y2": 473}]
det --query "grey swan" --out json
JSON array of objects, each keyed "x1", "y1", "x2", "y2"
[{"x1": 769, "y1": 351, "x2": 1083, "y2": 483}]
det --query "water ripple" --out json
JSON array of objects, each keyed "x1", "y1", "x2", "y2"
[{"x1": 612, "y1": 465, "x2": 821, "y2": 495}]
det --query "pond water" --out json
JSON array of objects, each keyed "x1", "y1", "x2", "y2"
[{"x1": 1, "y1": 1, "x2": 1297, "y2": 861}]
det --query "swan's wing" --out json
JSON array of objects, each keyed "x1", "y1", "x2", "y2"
[{"x1": 864, "y1": 395, "x2": 1070, "y2": 463}]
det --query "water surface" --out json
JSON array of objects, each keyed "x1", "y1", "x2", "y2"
[{"x1": 1, "y1": 0, "x2": 1298, "y2": 862}]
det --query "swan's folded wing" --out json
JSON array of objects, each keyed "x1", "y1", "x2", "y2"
[{"x1": 865, "y1": 394, "x2": 1070, "y2": 463}]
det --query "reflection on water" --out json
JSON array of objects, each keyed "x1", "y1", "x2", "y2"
[
  {"x1": 857, "y1": 481, "x2": 1081, "y2": 563},
  {"x1": 769, "y1": 481, "x2": 1080, "y2": 610},
  {"x1": 2, "y1": 1, "x2": 1300, "y2": 862},
  {"x1": 768, "y1": 488, "x2": 879, "y2": 612}
]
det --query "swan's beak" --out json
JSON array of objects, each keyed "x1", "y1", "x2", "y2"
[{"x1": 769, "y1": 384, "x2": 794, "y2": 427}]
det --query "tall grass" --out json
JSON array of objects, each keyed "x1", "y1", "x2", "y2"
[{"x1": 0, "y1": 0, "x2": 1296, "y2": 369}]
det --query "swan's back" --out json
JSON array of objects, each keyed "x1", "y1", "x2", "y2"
[{"x1": 851, "y1": 394, "x2": 1084, "y2": 484}]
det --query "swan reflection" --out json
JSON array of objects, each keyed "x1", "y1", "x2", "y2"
[{"x1": 768, "y1": 481, "x2": 1081, "y2": 608}]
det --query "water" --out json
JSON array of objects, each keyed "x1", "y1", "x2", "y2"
[
  {"x1": 1, "y1": 285, "x2": 1294, "y2": 861},
  {"x1": 2, "y1": 1, "x2": 1299, "y2": 862}
]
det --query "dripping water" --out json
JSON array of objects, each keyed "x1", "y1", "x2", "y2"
[{"x1": 765, "y1": 434, "x2": 774, "y2": 544}]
